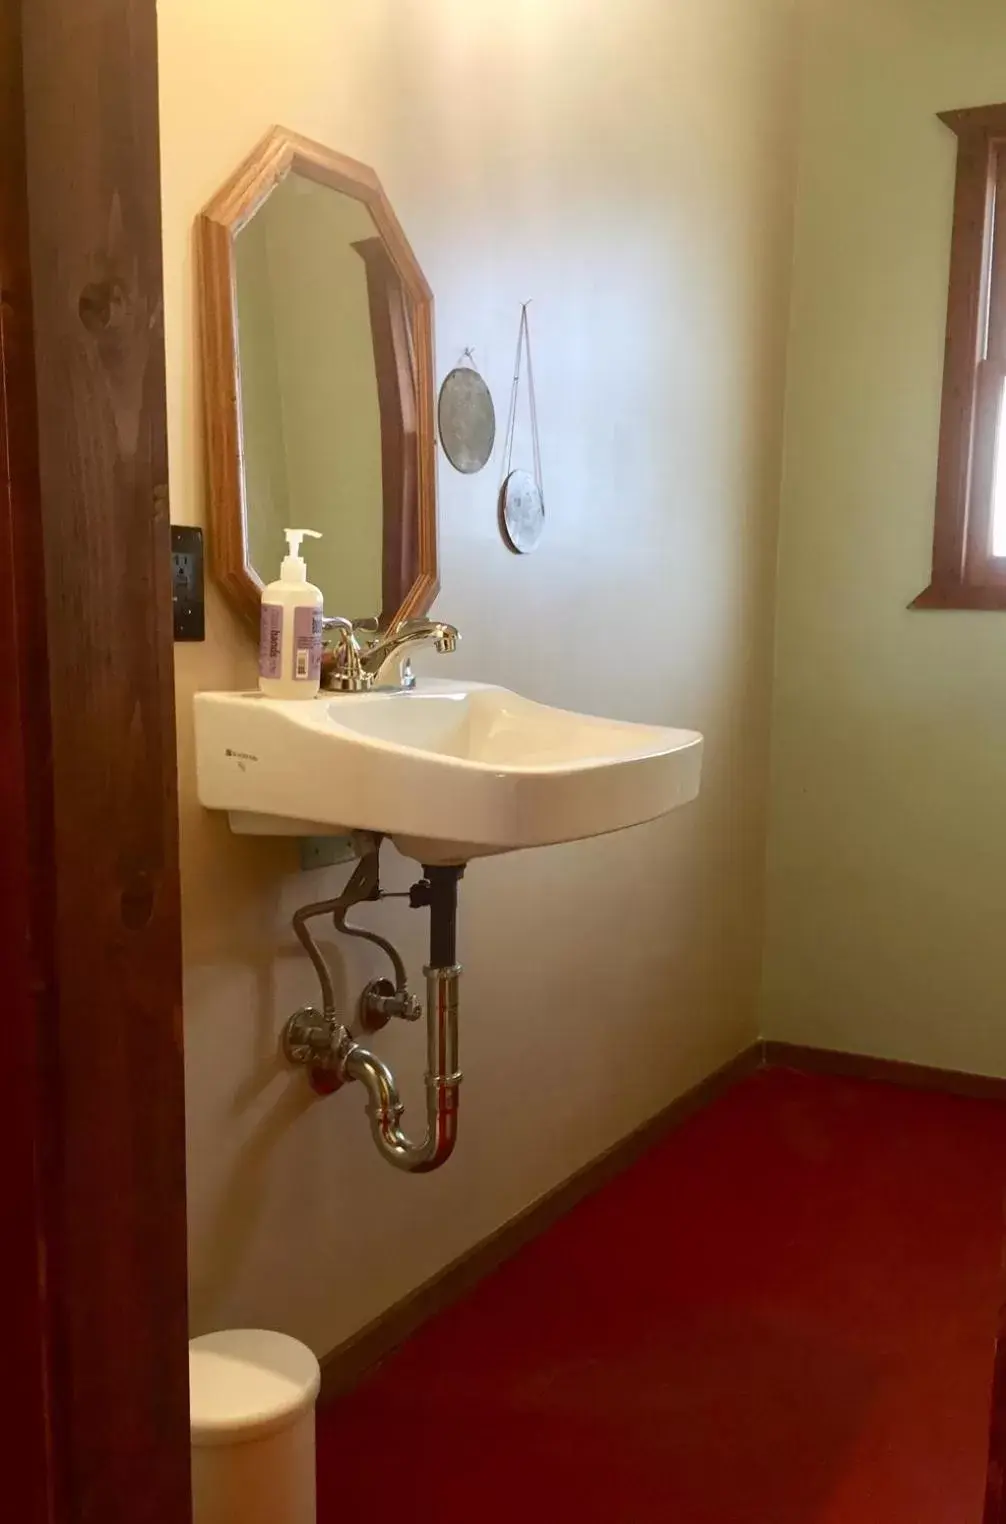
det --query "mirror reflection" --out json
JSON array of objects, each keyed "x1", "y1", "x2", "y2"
[{"x1": 233, "y1": 170, "x2": 417, "y2": 622}]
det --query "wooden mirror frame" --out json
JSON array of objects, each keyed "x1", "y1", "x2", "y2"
[{"x1": 198, "y1": 126, "x2": 438, "y2": 632}]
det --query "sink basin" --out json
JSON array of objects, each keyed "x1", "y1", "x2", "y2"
[{"x1": 194, "y1": 680, "x2": 703, "y2": 864}]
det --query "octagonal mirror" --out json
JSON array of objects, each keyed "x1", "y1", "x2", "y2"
[{"x1": 198, "y1": 126, "x2": 437, "y2": 633}]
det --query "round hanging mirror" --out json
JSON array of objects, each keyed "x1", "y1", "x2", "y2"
[
  {"x1": 438, "y1": 365, "x2": 496, "y2": 474},
  {"x1": 499, "y1": 468, "x2": 545, "y2": 554}
]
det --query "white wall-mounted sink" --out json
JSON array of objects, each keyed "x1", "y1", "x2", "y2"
[{"x1": 194, "y1": 680, "x2": 703, "y2": 864}]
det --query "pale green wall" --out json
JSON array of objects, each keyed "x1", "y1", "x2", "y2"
[{"x1": 763, "y1": 0, "x2": 1006, "y2": 1073}]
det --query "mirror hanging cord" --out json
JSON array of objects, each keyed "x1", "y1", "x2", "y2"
[{"x1": 500, "y1": 302, "x2": 544, "y2": 503}]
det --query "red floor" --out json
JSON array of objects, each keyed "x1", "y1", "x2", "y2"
[{"x1": 318, "y1": 1067, "x2": 1006, "y2": 1522}]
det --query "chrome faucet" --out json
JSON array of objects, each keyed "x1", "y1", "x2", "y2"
[{"x1": 322, "y1": 616, "x2": 459, "y2": 692}]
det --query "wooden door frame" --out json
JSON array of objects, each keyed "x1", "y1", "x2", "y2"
[
  {"x1": 2, "y1": 2, "x2": 56, "y2": 1518},
  {"x1": 2, "y1": 0, "x2": 191, "y2": 1520}
]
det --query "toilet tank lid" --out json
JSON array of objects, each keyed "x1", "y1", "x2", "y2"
[{"x1": 189, "y1": 1329, "x2": 321, "y2": 1446}]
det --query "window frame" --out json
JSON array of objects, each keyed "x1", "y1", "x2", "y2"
[{"x1": 914, "y1": 103, "x2": 1006, "y2": 610}]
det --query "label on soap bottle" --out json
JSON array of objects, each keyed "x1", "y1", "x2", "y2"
[
  {"x1": 259, "y1": 604, "x2": 284, "y2": 679},
  {"x1": 293, "y1": 605, "x2": 322, "y2": 681}
]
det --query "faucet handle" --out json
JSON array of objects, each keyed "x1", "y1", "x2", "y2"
[
  {"x1": 320, "y1": 617, "x2": 373, "y2": 692},
  {"x1": 321, "y1": 615, "x2": 355, "y2": 638}
]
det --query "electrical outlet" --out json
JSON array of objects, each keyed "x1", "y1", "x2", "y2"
[{"x1": 171, "y1": 525, "x2": 205, "y2": 641}]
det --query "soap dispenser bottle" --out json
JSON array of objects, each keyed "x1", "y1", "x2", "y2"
[{"x1": 258, "y1": 528, "x2": 324, "y2": 700}]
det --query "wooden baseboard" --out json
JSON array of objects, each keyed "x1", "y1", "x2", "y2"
[
  {"x1": 319, "y1": 1041, "x2": 763, "y2": 1403},
  {"x1": 320, "y1": 1037, "x2": 1006, "y2": 1404},
  {"x1": 764, "y1": 1041, "x2": 1006, "y2": 1104}
]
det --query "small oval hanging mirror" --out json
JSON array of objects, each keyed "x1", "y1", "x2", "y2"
[
  {"x1": 198, "y1": 126, "x2": 438, "y2": 632},
  {"x1": 438, "y1": 363, "x2": 495, "y2": 475}
]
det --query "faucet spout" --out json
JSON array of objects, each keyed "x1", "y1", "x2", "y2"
[
  {"x1": 320, "y1": 614, "x2": 459, "y2": 692},
  {"x1": 360, "y1": 618, "x2": 460, "y2": 689}
]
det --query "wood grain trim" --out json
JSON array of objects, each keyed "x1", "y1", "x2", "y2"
[
  {"x1": 912, "y1": 578, "x2": 1006, "y2": 610},
  {"x1": 923, "y1": 118, "x2": 994, "y2": 597},
  {"x1": 763, "y1": 1041, "x2": 1006, "y2": 1103},
  {"x1": 197, "y1": 213, "x2": 259, "y2": 626},
  {"x1": 200, "y1": 125, "x2": 297, "y2": 234},
  {"x1": 987, "y1": 151, "x2": 1006, "y2": 366},
  {"x1": 968, "y1": 149, "x2": 1006, "y2": 592},
  {"x1": 965, "y1": 358, "x2": 1006, "y2": 587},
  {"x1": 319, "y1": 1044, "x2": 763, "y2": 1403},
  {"x1": 399, "y1": 275, "x2": 439, "y2": 622},
  {"x1": 940, "y1": 104, "x2": 1006, "y2": 138},
  {"x1": 353, "y1": 238, "x2": 420, "y2": 623},
  {"x1": 0, "y1": 5, "x2": 58, "y2": 1518},
  {"x1": 914, "y1": 104, "x2": 1006, "y2": 610},
  {"x1": 197, "y1": 125, "x2": 438, "y2": 634},
  {"x1": 19, "y1": 0, "x2": 191, "y2": 1517}
]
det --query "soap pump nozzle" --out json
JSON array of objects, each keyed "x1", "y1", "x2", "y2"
[{"x1": 281, "y1": 527, "x2": 322, "y2": 582}]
